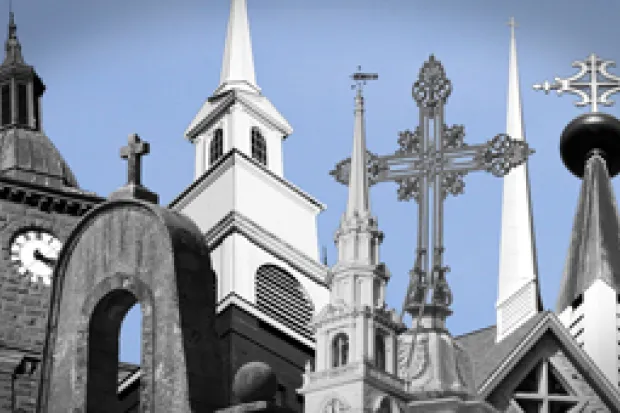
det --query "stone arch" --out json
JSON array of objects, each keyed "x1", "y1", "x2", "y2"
[
  {"x1": 37, "y1": 199, "x2": 224, "y2": 413},
  {"x1": 77, "y1": 273, "x2": 154, "y2": 412},
  {"x1": 255, "y1": 263, "x2": 314, "y2": 340}
]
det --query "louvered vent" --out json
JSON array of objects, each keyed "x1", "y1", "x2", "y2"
[{"x1": 256, "y1": 265, "x2": 314, "y2": 340}]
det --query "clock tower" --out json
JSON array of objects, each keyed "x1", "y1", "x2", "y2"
[{"x1": 0, "y1": 12, "x2": 103, "y2": 413}]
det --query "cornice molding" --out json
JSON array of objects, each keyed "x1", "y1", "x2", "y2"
[
  {"x1": 0, "y1": 177, "x2": 103, "y2": 217},
  {"x1": 169, "y1": 149, "x2": 324, "y2": 213},
  {"x1": 204, "y1": 210, "x2": 328, "y2": 288}
]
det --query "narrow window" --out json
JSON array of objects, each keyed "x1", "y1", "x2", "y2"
[
  {"x1": 209, "y1": 129, "x2": 224, "y2": 165},
  {"x1": 275, "y1": 384, "x2": 286, "y2": 406},
  {"x1": 17, "y1": 84, "x2": 27, "y2": 126},
  {"x1": 1, "y1": 84, "x2": 11, "y2": 126},
  {"x1": 251, "y1": 127, "x2": 267, "y2": 166},
  {"x1": 375, "y1": 332, "x2": 386, "y2": 371},
  {"x1": 33, "y1": 96, "x2": 39, "y2": 130},
  {"x1": 571, "y1": 294, "x2": 583, "y2": 310},
  {"x1": 332, "y1": 333, "x2": 349, "y2": 368}
]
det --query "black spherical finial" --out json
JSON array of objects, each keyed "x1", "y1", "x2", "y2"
[
  {"x1": 560, "y1": 112, "x2": 620, "y2": 178},
  {"x1": 232, "y1": 361, "x2": 278, "y2": 404}
]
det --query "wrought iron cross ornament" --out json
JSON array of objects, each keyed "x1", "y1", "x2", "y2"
[
  {"x1": 120, "y1": 133, "x2": 150, "y2": 187},
  {"x1": 534, "y1": 54, "x2": 620, "y2": 112},
  {"x1": 332, "y1": 55, "x2": 534, "y2": 312}
]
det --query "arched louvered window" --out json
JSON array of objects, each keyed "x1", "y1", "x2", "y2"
[
  {"x1": 255, "y1": 264, "x2": 314, "y2": 340},
  {"x1": 332, "y1": 333, "x2": 349, "y2": 368},
  {"x1": 210, "y1": 128, "x2": 224, "y2": 165},
  {"x1": 251, "y1": 127, "x2": 267, "y2": 166},
  {"x1": 375, "y1": 332, "x2": 386, "y2": 371}
]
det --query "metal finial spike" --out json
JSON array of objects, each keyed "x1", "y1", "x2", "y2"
[{"x1": 534, "y1": 53, "x2": 620, "y2": 113}]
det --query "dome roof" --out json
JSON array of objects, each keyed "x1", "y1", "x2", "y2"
[
  {"x1": 232, "y1": 361, "x2": 277, "y2": 403},
  {"x1": 0, "y1": 128, "x2": 79, "y2": 189}
]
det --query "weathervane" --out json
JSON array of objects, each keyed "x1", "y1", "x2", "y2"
[
  {"x1": 534, "y1": 54, "x2": 620, "y2": 113},
  {"x1": 350, "y1": 65, "x2": 378, "y2": 93},
  {"x1": 331, "y1": 55, "x2": 534, "y2": 375}
]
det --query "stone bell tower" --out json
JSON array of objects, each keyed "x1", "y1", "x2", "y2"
[{"x1": 37, "y1": 135, "x2": 224, "y2": 412}]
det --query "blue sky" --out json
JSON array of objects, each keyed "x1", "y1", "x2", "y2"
[{"x1": 10, "y1": 0, "x2": 620, "y2": 364}]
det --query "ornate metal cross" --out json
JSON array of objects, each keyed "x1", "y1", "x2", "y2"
[
  {"x1": 533, "y1": 54, "x2": 620, "y2": 112},
  {"x1": 120, "y1": 133, "x2": 150, "y2": 187},
  {"x1": 331, "y1": 55, "x2": 534, "y2": 315}
]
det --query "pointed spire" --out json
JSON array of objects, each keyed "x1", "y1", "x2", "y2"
[
  {"x1": 216, "y1": 0, "x2": 260, "y2": 95},
  {"x1": 3, "y1": 9, "x2": 24, "y2": 66},
  {"x1": 333, "y1": 68, "x2": 382, "y2": 269},
  {"x1": 557, "y1": 152, "x2": 620, "y2": 311},
  {"x1": 496, "y1": 18, "x2": 542, "y2": 342},
  {"x1": 346, "y1": 88, "x2": 371, "y2": 219}
]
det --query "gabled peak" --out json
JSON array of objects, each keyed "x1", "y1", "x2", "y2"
[
  {"x1": 557, "y1": 152, "x2": 620, "y2": 312},
  {"x1": 215, "y1": 0, "x2": 260, "y2": 95}
]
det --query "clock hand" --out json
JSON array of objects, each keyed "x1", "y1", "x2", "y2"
[{"x1": 34, "y1": 249, "x2": 57, "y2": 267}]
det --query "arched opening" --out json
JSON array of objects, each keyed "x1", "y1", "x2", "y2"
[
  {"x1": 331, "y1": 333, "x2": 349, "y2": 368},
  {"x1": 87, "y1": 289, "x2": 139, "y2": 412},
  {"x1": 375, "y1": 331, "x2": 386, "y2": 371},
  {"x1": 251, "y1": 127, "x2": 267, "y2": 166},
  {"x1": 210, "y1": 128, "x2": 224, "y2": 165}
]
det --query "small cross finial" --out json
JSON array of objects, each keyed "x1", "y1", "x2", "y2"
[
  {"x1": 350, "y1": 65, "x2": 378, "y2": 94},
  {"x1": 120, "y1": 133, "x2": 150, "y2": 187},
  {"x1": 508, "y1": 17, "x2": 517, "y2": 30},
  {"x1": 534, "y1": 54, "x2": 620, "y2": 112}
]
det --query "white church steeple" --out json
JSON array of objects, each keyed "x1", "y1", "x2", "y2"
[
  {"x1": 171, "y1": 0, "x2": 329, "y2": 350},
  {"x1": 216, "y1": 0, "x2": 259, "y2": 95},
  {"x1": 184, "y1": 0, "x2": 292, "y2": 180},
  {"x1": 496, "y1": 18, "x2": 542, "y2": 343}
]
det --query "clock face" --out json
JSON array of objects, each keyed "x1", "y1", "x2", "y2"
[{"x1": 10, "y1": 230, "x2": 62, "y2": 285}]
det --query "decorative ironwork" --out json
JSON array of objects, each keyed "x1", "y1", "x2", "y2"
[
  {"x1": 329, "y1": 150, "x2": 382, "y2": 187},
  {"x1": 412, "y1": 55, "x2": 452, "y2": 110},
  {"x1": 330, "y1": 55, "x2": 535, "y2": 378},
  {"x1": 533, "y1": 53, "x2": 620, "y2": 112}
]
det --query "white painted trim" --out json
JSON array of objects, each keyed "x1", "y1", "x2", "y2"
[{"x1": 205, "y1": 210, "x2": 328, "y2": 288}]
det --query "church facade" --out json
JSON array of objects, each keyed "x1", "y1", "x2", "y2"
[{"x1": 0, "y1": 1, "x2": 619, "y2": 412}]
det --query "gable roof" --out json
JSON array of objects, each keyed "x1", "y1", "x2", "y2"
[
  {"x1": 456, "y1": 311, "x2": 620, "y2": 411},
  {"x1": 185, "y1": 89, "x2": 293, "y2": 141}
]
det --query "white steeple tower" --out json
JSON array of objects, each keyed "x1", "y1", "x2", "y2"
[
  {"x1": 216, "y1": 0, "x2": 259, "y2": 95},
  {"x1": 496, "y1": 18, "x2": 542, "y2": 343},
  {"x1": 300, "y1": 74, "x2": 405, "y2": 413},
  {"x1": 170, "y1": 0, "x2": 329, "y2": 351},
  {"x1": 184, "y1": 0, "x2": 292, "y2": 180}
]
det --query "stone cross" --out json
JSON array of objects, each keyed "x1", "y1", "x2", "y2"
[
  {"x1": 120, "y1": 133, "x2": 150, "y2": 187},
  {"x1": 534, "y1": 53, "x2": 620, "y2": 112},
  {"x1": 331, "y1": 55, "x2": 534, "y2": 314}
]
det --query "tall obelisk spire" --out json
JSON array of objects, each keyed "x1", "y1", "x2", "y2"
[
  {"x1": 496, "y1": 18, "x2": 542, "y2": 343},
  {"x1": 216, "y1": 0, "x2": 260, "y2": 95}
]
